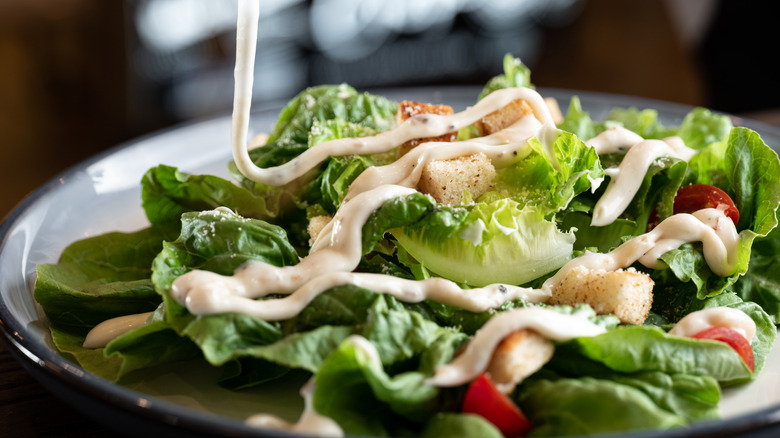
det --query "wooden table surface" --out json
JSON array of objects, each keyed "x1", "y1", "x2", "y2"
[
  {"x1": 3, "y1": 111, "x2": 780, "y2": 438},
  {"x1": 0, "y1": 340, "x2": 108, "y2": 437}
]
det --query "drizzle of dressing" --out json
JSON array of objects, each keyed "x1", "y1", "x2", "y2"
[
  {"x1": 590, "y1": 135, "x2": 697, "y2": 227},
  {"x1": 425, "y1": 307, "x2": 606, "y2": 387},
  {"x1": 544, "y1": 208, "x2": 739, "y2": 293},
  {"x1": 174, "y1": 270, "x2": 548, "y2": 320},
  {"x1": 245, "y1": 379, "x2": 344, "y2": 437},
  {"x1": 342, "y1": 114, "x2": 552, "y2": 202},
  {"x1": 233, "y1": 68, "x2": 558, "y2": 187},
  {"x1": 586, "y1": 126, "x2": 644, "y2": 154},
  {"x1": 172, "y1": 185, "x2": 415, "y2": 302},
  {"x1": 668, "y1": 307, "x2": 756, "y2": 341},
  {"x1": 82, "y1": 312, "x2": 153, "y2": 349}
]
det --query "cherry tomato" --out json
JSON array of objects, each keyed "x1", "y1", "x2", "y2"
[
  {"x1": 673, "y1": 184, "x2": 739, "y2": 225},
  {"x1": 647, "y1": 184, "x2": 739, "y2": 231},
  {"x1": 693, "y1": 326, "x2": 754, "y2": 372},
  {"x1": 462, "y1": 373, "x2": 533, "y2": 438}
]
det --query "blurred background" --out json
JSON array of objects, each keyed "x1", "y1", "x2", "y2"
[{"x1": 2, "y1": 0, "x2": 779, "y2": 218}]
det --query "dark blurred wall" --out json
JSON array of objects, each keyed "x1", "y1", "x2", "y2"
[
  {"x1": 1, "y1": 0, "x2": 777, "y2": 217},
  {"x1": 1, "y1": 1, "x2": 128, "y2": 215}
]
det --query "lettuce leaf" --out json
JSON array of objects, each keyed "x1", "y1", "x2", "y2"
[
  {"x1": 299, "y1": 119, "x2": 386, "y2": 214},
  {"x1": 34, "y1": 227, "x2": 165, "y2": 335},
  {"x1": 732, "y1": 227, "x2": 780, "y2": 319},
  {"x1": 313, "y1": 326, "x2": 465, "y2": 435},
  {"x1": 478, "y1": 54, "x2": 533, "y2": 100},
  {"x1": 494, "y1": 131, "x2": 603, "y2": 214},
  {"x1": 150, "y1": 208, "x2": 300, "y2": 362},
  {"x1": 47, "y1": 315, "x2": 199, "y2": 383},
  {"x1": 418, "y1": 414, "x2": 502, "y2": 438},
  {"x1": 558, "y1": 98, "x2": 731, "y2": 150},
  {"x1": 520, "y1": 377, "x2": 690, "y2": 436},
  {"x1": 394, "y1": 199, "x2": 575, "y2": 287},
  {"x1": 141, "y1": 164, "x2": 290, "y2": 239},
  {"x1": 548, "y1": 325, "x2": 753, "y2": 385},
  {"x1": 267, "y1": 84, "x2": 398, "y2": 147}
]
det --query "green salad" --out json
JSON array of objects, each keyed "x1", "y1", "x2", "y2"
[{"x1": 34, "y1": 55, "x2": 780, "y2": 437}]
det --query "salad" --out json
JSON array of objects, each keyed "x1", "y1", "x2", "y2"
[{"x1": 31, "y1": 11, "x2": 780, "y2": 436}]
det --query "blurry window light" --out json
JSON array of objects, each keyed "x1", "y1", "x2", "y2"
[
  {"x1": 309, "y1": 0, "x2": 580, "y2": 61},
  {"x1": 135, "y1": 0, "x2": 303, "y2": 53}
]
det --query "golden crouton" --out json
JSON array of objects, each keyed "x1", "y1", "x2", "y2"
[
  {"x1": 544, "y1": 97, "x2": 564, "y2": 126},
  {"x1": 417, "y1": 152, "x2": 496, "y2": 206},
  {"x1": 396, "y1": 100, "x2": 457, "y2": 157},
  {"x1": 486, "y1": 329, "x2": 554, "y2": 394},
  {"x1": 307, "y1": 215, "x2": 333, "y2": 248},
  {"x1": 548, "y1": 266, "x2": 654, "y2": 325},
  {"x1": 476, "y1": 98, "x2": 535, "y2": 136}
]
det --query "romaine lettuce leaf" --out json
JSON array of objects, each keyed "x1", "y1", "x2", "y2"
[
  {"x1": 300, "y1": 118, "x2": 399, "y2": 215},
  {"x1": 519, "y1": 377, "x2": 689, "y2": 436},
  {"x1": 393, "y1": 199, "x2": 575, "y2": 287},
  {"x1": 267, "y1": 84, "x2": 398, "y2": 147},
  {"x1": 313, "y1": 326, "x2": 465, "y2": 435},
  {"x1": 558, "y1": 98, "x2": 731, "y2": 150},
  {"x1": 47, "y1": 316, "x2": 199, "y2": 383},
  {"x1": 549, "y1": 325, "x2": 753, "y2": 385},
  {"x1": 150, "y1": 208, "x2": 300, "y2": 361},
  {"x1": 34, "y1": 227, "x2": 165, "y2": 335},
  {"x1": 731, "y1": 227, "x2": 780, "y2": 319},
  {"x1": 478, "y1": 54, "x2": 534, "y2": 100},
  {"x1": 494, "y1": 131, "x2": 603, "y2": 214},
  {"x1": 418, "y1": 414, "x2": 503, "y2": 438},
  {"x1": 141, "y1": 164, "x2": 290, "y2": 239}
]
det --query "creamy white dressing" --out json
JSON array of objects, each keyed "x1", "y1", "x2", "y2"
[
  {"x1": 544, "y1": 208, "x2": 740, "y2": 294},
  {"x1": 343, "y1": 114, "x2": 549, "y2": 201},
  {"x1": 233, "y1": 83, "x2": 557, "y2": 187},
  {"x1": 172, "y1": 185, "x2": 414, "y2": 304},
  {"x1": 245, "y1": 380, "x2": 344, "y2": 437},
  {"x1": 174, "y1": 270, "x2": 548, "y2": 320},
  {"x1": 231, "y1": 0, "x2": 260, "y2": 186},
  {"x1": 590, "y1": 136, "x2": 697, "y2": 226},
  {"x1": 425, "y1": 307, "x2": 606, "y2": 387},
  {"x1": 669, "y1": 307, "x2": 757, "y2": 341},
  {"x1": 82, "y1": 312, "x2": 153, "y2": 349},
  {"x1": 586, "y1": 126, "x2": 644, "y2": 154}
]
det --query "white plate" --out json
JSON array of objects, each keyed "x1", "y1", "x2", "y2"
[{"x1": 2, "y1": 86, "x2": 780, "y2": 437}]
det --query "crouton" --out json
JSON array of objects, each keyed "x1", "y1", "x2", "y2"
[
  {"x1": 476, "y1": 98, "x2": 536, "y2": 136},
  {"x1": 486, "y1": 329, "x2": 554, "y2": 394},
  {"x1": 417, "y1": 152, "x2": 496, "y2": 206},
  {"x1": 396, "y1": 100, "x2": 457, "y2": 157},
  {"x1": 548, "y1": 266, "x2": 653, "y2": 325},
  {"x1": 307, "y1": 215, "x2": 333, "y2": 248},
  {"x1": 545, "y1": 97, "x2": 564, "y2": 126}
]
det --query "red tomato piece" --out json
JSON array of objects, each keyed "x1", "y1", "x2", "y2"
[
  {"x1": 693, "y1": 326, "x2": 755, "y2": 372},
  {"x1": 461, "y1": 373, "x2": 533, "y2": 438},
  {"x1": 673, "y1": 184, "x2": 739, "y2": 225}
]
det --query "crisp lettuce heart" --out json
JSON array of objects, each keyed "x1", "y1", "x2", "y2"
[{"x1": 393, "y1": 199, "x2": 574, "y2": 287}]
